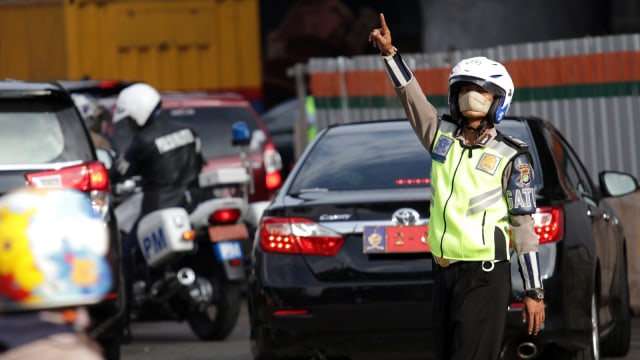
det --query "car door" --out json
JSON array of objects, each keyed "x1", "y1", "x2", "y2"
[{"x1": 550, "y1": 126, "x2": 616, "y2": 311}]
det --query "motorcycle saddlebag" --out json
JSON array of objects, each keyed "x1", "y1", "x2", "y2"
[{"x1": 137, "y1": 207, "x2": 194, "y2": 267}]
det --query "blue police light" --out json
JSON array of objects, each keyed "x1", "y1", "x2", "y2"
[{"x1": 232, "y1": 121, "x2": 251, "y2": 146}]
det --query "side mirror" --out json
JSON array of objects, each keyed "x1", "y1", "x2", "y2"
[
  {"x1": 599, "y1": 171, "x2": 639, "y2": 197},
  {"x1": 231, "y1": 121, "x2": 251, "y2": 147}
]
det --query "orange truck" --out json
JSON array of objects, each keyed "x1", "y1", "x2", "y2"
[{"x1": 0, "y1": 0, "x2": 263, "y2": 105}]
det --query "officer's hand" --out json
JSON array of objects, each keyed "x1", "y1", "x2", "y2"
[
  {"x1": 368, "y1": 13, "x2": 394, "y2": 56},
  {"x1": 522, "y1": 297, "x2": 545, "y2": 335}
]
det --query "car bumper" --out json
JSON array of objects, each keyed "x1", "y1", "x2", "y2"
[{"x1": 249, "y1": 280, "x2": 433, "y2": 359}]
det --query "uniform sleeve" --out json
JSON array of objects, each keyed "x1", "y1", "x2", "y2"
[
  {"x1": 115, "y1": 138, "x2": 142, "y2": 179},
  {"x1": 505, "y1": 154, "x2": 543, "y2": 290},
  {"x1": 381, "y1": 51, "x2": 440, "y2": 151}
]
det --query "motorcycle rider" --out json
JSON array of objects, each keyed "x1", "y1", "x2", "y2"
[
  {"x1": 0, "y1": 187, "x2": 113, "y2": 360},
  {"x1": 111, "y1": 82, "x2": 204, "y2": 338}
]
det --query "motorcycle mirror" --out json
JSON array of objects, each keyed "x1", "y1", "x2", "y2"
[
  {"x1": 96, "y1": 147, "x2": 116, "y2": 170},
  {"x1": 231, "y1": 121, "x2": 251, "y2": 147}
]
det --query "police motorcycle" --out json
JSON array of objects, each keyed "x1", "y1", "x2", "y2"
[{"x1": 110, "y1": 123, "x2": 254, "y2": 341}]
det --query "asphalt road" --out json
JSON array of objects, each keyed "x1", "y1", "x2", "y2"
[{"x1": 122, "y1": 301, "x2": 640, "y2": 360}]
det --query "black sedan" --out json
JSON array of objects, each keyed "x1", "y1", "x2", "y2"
[{"x1": 247, "y1": 117, "x2": 638, "y2": 360}]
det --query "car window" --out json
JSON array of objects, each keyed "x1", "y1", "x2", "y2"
[
  {"x1": 289, "y1": 123, "x2": 431, "y2": 193},
  {"x1": 551, "y1": 129, "x2": 594, "y2": 196},
  {"x1": 165, "y1": 107, "x2": 263, "y2": 158},
  {"x1": 110, "y1": 106, "x2": 264, "y2": 158},
  {"x1": 0, "y1": 100, "x2": 92, "y2": 165},
  {"x1": 262, "y1": 100, "x2": 298, "y2": 134}
]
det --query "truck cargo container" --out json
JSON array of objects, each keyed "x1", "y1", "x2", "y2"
[{"x1": 0, "y1": 0, "x2": 263, "y2": 106}]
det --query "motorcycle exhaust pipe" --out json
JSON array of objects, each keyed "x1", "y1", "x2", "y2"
[
  {"x1": 176, "y1": 267, "x2": 196, "y2": 286},
  {"x1": 516, "y1": 341, "x2": 539, "y2": 359}
]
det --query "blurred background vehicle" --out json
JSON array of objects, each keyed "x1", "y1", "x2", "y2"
[
  {"x1": 0, "y1": 79, "x2": 125, "y2": 360},
  {"x1": 247, "y1": 117, "x2": 637, "y2": 360},
  {"x1": 107, "y1": 90, "x2": 283, "y2": 255},
  {"x1": 261, "y1": 96, "x2": 317, "y2": 180}
]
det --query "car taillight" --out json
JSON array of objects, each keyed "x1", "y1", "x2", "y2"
[
  {"x1": 533, "y1": 207, "x2": 563, "y2": 244},
  {"x1": 25, "y1": 161, "x2": 110, "y2": 192},
  {"x1": 260, "y1": 217, "x2": 345, "y2": 256},
  {"x1": 209, "y1": 208, "x2": 242, "y2": 225},
  {"x1": 263, "y1": 143, "x2": 283, "y2": 191}
]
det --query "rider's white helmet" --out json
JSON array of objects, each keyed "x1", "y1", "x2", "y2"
[
  {"x1": 112, "y1": 83, "x2": 161, "y2": 127},
  {"x1": 448, "y1": 56, "x2": 514, "y2": 123},
  {"x1": 71, "y1": 93, "x2": 100, "y2": 128}
]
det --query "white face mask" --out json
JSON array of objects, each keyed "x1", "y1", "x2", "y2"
[{"x1": 458, "y1": 90, "x2": 492, "y2": 115}]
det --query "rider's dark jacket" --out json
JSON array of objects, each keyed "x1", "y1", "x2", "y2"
[{"x1": 115, "y1": 113, "x2": 204, "y2": 216}]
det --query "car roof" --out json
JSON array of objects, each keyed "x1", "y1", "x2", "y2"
[
  {"x1": 160, "y1": 91, "x2": 250, "y2": 108},
  {"x1": 0, "y1": 79, "x2": 66, "y2": 94},
  {"x1": 56, "y1": 79, "x2": 133, "y2": 97},
  {"x1": 322, "y1": 116, "x2": 546, "y2": 131}
]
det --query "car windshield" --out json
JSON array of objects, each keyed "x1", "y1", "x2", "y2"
[
  {"x1": 0, "y1": 100, "x2": 91, "y2": 165},
  {"x1": 289, "y1": 119, "x2": 543, "y2": 194},
  {"x1": 289, "y1": 121, "x2": 432, "y2": 193},
  {"x1": 112, "y1": 106, "x2": 265, "y2": 158}
]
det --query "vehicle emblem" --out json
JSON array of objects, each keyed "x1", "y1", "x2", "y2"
[
  {"x1": 319, "y1": 214, "x2": 351, "y2": 221},
  {"x1": 392, "y1": 208, "x2": 420, "y2": 226}
]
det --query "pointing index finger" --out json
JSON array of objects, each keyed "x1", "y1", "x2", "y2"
[{"x1": 379, "y1": 13, "x2": 389, "y2": 33}]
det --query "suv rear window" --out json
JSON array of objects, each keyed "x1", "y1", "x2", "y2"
[
  {"x1": 165, "y1": 106, "x2": 264, "y2": 158},
  {"x1": 289, "y1": 122, "x2": 432, "y2": 193},
  {"x1": 0, "y1": 100, "x2": 93, "y2": 165}
]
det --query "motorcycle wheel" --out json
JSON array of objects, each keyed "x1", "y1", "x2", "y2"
[{"x1": 186, "y1": 273, "x2": 243, "y2": 341}]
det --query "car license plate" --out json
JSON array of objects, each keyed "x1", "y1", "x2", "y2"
[
  {"x1": 363, "y1": 225, "x2": 430, "y2": 254},
  {"x1": 208, "y1": 223, "x2": 249, "y2": 242},
  {"x1": 213, "y1": 241, "x2": 243, "y2": 261}
]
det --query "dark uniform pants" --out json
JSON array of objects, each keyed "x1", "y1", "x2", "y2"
[{"x1": 432, "y1": 260, "x2": 511, "y2": 360}]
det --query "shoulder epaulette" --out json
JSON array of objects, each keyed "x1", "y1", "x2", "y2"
[{"x1": 499, "y1": 132, "x2": 529, "y2": 149}]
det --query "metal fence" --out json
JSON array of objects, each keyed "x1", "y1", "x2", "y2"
[{"x1": 305, "y1": 33, "x2": 640, "y2": 182}]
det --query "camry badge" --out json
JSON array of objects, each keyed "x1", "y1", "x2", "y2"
[
  {"x1": 392, "y1": 208, "x2": 420, "y2": 226},
  {"x1": 319, "y1": 214, "x2": 351, "y2": 221}
]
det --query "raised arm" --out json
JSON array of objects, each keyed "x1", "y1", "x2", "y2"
[{"x1": 369, "y1": 13, "x2": 440, "y2": 151}]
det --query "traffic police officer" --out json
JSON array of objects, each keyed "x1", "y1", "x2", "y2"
[{"x1": 369, "y1": 13, "x2": 545, "y2": 360}]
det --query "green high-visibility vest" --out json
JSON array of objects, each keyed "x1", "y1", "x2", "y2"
[{"x1": 429, "y1": 121, "x2": 520, "y2": 261}]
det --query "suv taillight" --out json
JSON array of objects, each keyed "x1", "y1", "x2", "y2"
[
  {"x1": 263, "y1": 143, "x2": 283, "y2": 191},
  {"x1": 533, "y1": 207, "x2": 563, "y2": 244},
  {"x1": 25, "y1": 161, "x2": 110, "y2": 192},
  {"x1": 260, "y1": 217, "x2": 345, "y2": 256}
]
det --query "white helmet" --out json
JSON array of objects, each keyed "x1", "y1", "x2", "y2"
[
  {"x1": 71, "y1": 93, "x2": 100, "y2": 128},
  {"x1": 112, "y1": 83, "x2": 161, "y2": 127},
  {"x1": 448, "y1": 56, "x2": 514, "y2": 123}
]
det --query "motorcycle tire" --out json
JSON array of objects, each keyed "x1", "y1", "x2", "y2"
[{"x1": 186, "y1": 274, "x2": 243, "y2": 341}]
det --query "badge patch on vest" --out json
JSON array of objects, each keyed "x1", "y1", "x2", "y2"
[
  {"x1": 476, "y1": 153, "x2": 502, "y2": 175},
  {"x1": 432, "y1": 136, "x2": 454, "y2": 163},
  {"x1": 516, "y1": 163, "x2": 531, "y2": 184}
]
